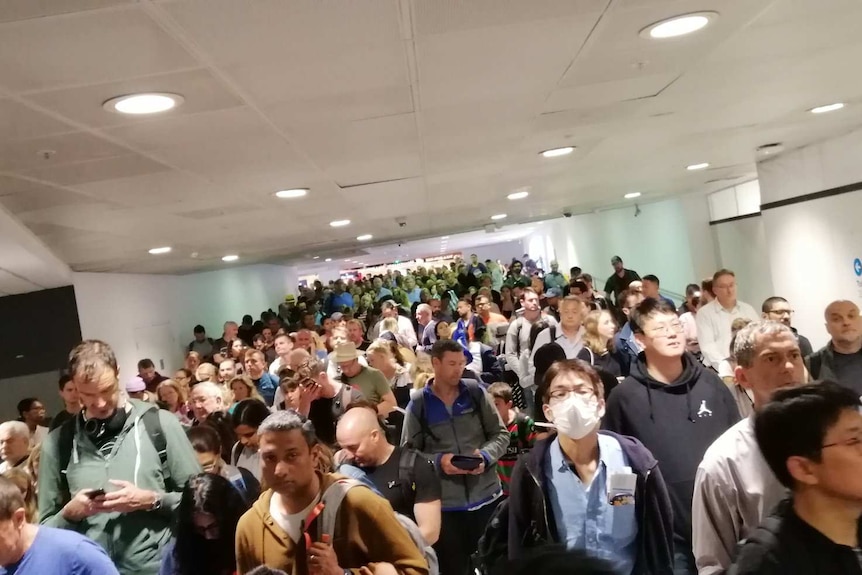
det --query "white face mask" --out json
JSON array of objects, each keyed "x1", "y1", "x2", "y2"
[{"x1": 549, "y1": 394, "x2": 604, "y2": 440}]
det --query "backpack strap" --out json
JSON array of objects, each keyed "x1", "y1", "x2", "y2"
[
  {"x1": 57, "y1": 416, "x2": 78, "y2": 504},
  {"x1": 140, "y1": 409, "x2": 170, "y2": 487},
  {"x1": 549, "y1": 324, "x2": 557, "y2": 343},
  {"x1": 398, "y1": 449, "x2": 419, "y2": 501},
  {"x1": 230, "y1": 441, "x2": 243, "y2": 467},
  {"x1": 465, "y1": 382, "x2": 490, "y2": 441},
  {"x1": 317, "y1": 479, "x2": 367, "y2": 538},
  {"x1": 514, "y1": 413, "x2": 530, "y2": 449}
]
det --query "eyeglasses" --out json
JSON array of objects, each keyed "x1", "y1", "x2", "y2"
[
  {"x1": 646, "y1": 321, "x2": 684, "y2": 337},
  {"x1": 548, "y1": 386, "x2": 595, "y2": 402},
  {"x1": 822, "y1": 434, "x2": 862, "y2": 451},
  {"x1": 766, "y1": 309, "x2": 794, "y2": 317}
]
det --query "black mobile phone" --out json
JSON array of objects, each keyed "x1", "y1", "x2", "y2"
[
  {"x1": 451, "y1": 455, "x2": 483, "y2": 471},
  {"x1": 86, "y1": 488, "x2": 105, "y2": 499}
]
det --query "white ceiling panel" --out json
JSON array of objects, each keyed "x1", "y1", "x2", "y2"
[
  {"x1": 0, "y1": 0, "x2": 134, "y2": 23},
  {"x1": 0, "y1": 98, "x2": 77, "y2": 141},
  {"x1": 19, "y1": 154, "x2": 171, "y2": 187},
  {"x1": 0, "y1": 131, "x2": 129, "y2": 172}
]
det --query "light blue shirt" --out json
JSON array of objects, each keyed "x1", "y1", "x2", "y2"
[
  {"x1": 406, "y1": 287, "x2": 422, "y2": 305},
  {"x1": 544, "y1": 434, "x2": 638, "y2": 575}
]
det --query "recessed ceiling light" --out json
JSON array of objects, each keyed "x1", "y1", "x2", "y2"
[
  {"x1": 624, "y1": 192, "x2": 642, "y2": 199},
  {"x1": 325, "y1": 258, "x2": 332, "y2": 262},
  {"x1": 507, "y1": 190, "x2": 530, "y2": 200},
  {"x1": 441, "y1": 236, "x2": 449, "y2": 239},
  {"x1": 642, "y1": 12, "x2": 717, "y2": 39},
  {"x1": 491, "y1": 214, "x2": 507, "y2": 220},
  {"x1": 147, "y1": 246, "x2": 172, "y2": 255},
  {"x1": 686, "y1": 162, "x2": 710, "y2": 171},
  {"x1": 222, "y1": 254, "x2": 239, "y2": 262},
  {"x1": 330, "y1": 219, "x2": 351, "y2": 227},
  {"x1": 312, "y1": 256, "x2": 320, "y2": 260},
  {"x1": 809, "y1": 102, "x2": 845, "y2": 114},
  {"x1": 356, "y1": 234, "x2": 373, "y2": 241},
  {"x1": 274, "y1": 188, "x2": 308, "y2": 199},
  {"x1": 540, "y1": 147, "x2": 575, "y2": 158},
  {"x1": 104, "y1": 93, "x2": 184, "y2": 115}
]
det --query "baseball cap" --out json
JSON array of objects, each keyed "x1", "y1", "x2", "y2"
[
  {"x1": 126, "y1": 376, "x2": 146, "y2": 393},
  {"x1": 331, "y1": 312, "x2": 344, "y2": 322},
  {"x1": 545, "y1": 287, "x2": 563, "y2": 299}
]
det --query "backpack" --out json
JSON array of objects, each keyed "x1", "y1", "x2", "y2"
[
  {"x1": 472, "y1": 497, "x2": 510, "y2": 575},
  {"x1": 57, "y1": 408, "x2": 168, "y2": 502},
  {"x1": 406, "y1": 382, "x2": 489, "y2": 447},
  {"x1": 315, "y1": 477, "x2": 440, "y2": 575}
]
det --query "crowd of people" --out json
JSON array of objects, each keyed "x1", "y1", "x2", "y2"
[{"x1": 2, "y1": 252, "x2": 862, "y2": 575}]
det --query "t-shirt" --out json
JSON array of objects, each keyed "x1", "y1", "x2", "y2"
[
  {"x1": 49, "y1": 410, "x2": 77, "y2": 432},
  {"x1": 364, "y1": 447, "x2": 441, "y2": 521},
  {"x1": 832, "y1": 351, "x2": 862, "y2": 396},
  {"x1": 343, "y1": 367, "x2": 390, "y2": 405},
  {"x1": 604, "y1": 269, "x2": 641, "y2": 303},
  {"x1": 0, "y1": 526, "x2": 119, "y2": 575},
  {"x1": 269, "y1": 492, "x2": 321, "y2": 543},
  {"x1": 497, "y1": 413, "x2": 537, "y2": 495}
]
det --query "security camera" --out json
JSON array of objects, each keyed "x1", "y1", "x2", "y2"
[
  {"x1": 396, "y1": 217, "x2": 407, "y2": 228},
  {"x1": 563, "y1": 211, "x2": 572, "y2": 218}
]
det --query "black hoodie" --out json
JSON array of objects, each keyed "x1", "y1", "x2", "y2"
[{"x1": 602, "y1": 352, "x2": 739, "y2": 551}]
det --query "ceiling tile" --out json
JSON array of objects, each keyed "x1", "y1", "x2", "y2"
[
  {"x1": 0, "y1": 0, "x2": 134, "y2": 23},
  {"x1": 20, "y1": 154, "x2": 171, "y2": 186},
  {"x1": 0, "y1": 131, "x2": 129, "y2": 172},
  {"x1": 0, "y1": 98, "x2": 77, "y2": 141}
]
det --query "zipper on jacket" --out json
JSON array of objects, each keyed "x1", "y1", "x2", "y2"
[
  {"x1": 527, "y1": 466, "x2": 551, "y2": 541},
  {"x1": 448, "y1": 413, "x2": 472, "y2": 503}
]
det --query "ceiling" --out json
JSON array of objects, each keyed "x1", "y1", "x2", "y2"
[{"x1": 1, "y1": 0, "x2": 862, "y2": 276}]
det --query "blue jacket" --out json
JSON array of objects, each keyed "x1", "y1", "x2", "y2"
[{"x1": 253, "y1": 372, "x2": 278, "y2": 406}]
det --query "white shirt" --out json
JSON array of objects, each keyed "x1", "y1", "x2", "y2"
[
  {"x1": 269, "y1": 356, "x2": 287, "y2": 377},
  {"x1": 696, "y1": 299, "x2": 759, "y2": 368},
  {"x1": 30, "y1": 425, "x2": 48, "y2": 448},
  {"x1": 235, "y1": 446, "x2": 262, "y2": 481},
  {"x1": 692, "y1": 417, "x2": 787, "y2": 575},
  {"x1": 270, "y1": 491, "x2": 321, "y2": 542},
  {"x1": 370, "y1": 316, "x2": 418, "y2": 348}
]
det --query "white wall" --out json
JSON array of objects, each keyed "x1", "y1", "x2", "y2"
[
  {"x1": 462, "y1": 240, "x2": 526, "y2": 267},
  {"x1": 711, "y1": 216, "x2": 774, "y2": 308}
]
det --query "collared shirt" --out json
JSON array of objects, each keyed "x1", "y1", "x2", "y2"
[
  {"x1": 696, "y1": 299, "x2": 760, "y2": 368},
  {"x1": 526, "y1": 324, "x2": 582, "y2": 388},
  {"x1": 543, "y1": 434, "x2": 637, "y2": 575},
  {"x1": 693, "y1": 417, "x2": 787, "y2": 575}
]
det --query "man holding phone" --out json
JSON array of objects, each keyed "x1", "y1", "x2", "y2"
[{"x1": 402, "y1": 339, "x2": 510, "y2": 575}]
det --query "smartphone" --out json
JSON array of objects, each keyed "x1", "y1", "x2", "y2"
[
  {"x1": 85, "y1": 488, "x2": 105, "y2": 499},
  {"x1": 451, "y1": 455, "x2": 483, "y2": 471}
]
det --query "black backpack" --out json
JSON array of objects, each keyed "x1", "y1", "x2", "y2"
[
  {"x1": 56, "y1": 409, "x2": 168, "y2": 502},
  {"x1": 472, "y1": 497, "x2": 510, "y2": 575}
]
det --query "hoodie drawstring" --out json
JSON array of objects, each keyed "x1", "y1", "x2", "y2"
[
  {"x1": 645, "y1": 382, "x2": 655, "y2": 422},
  {"x1": 685, "y1": 381, "x2": 695, "y2": 423}
]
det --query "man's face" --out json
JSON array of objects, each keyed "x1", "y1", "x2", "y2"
[
  {"x1": 383, "y1": 306, "x2": 397, "y2": 319},
  {"x1": 825, "y1": 301, "x2": 862, "y2": 345},
  {"x1": 642, "y1": 280, "x2": 659, "y2": 299},
  {"x1": 621, "y1": 293, "x2": 645, "y2": 318},
  {"x1": 521, "y1": 292, "x2": 540, "y2": 313},
  {"x1": 301, "y1": 314, "x2": 315, "y2": 329},
  {"x1": 225, "y1": 323, "x2": 238, "y2": 340},
  {"x1": 475, "y1": 297, "x2": 492, "y2": 317},
  {"x1": 0, "y1": 430, "x2": 29, "y2": 463},
  {"x1": 713, "y1": 274, "x2": 737, "y2": 305},
  {"x1": 23, "y1": 402, "x2": 46, "y2": 426},
  {"x1": 373, "y1": 277, "x2": 383, "y2": 289},
  {"x1": 802, "y1": 408, "x2": 862, "y2": 501},
  {"x1": 551, "y1": 262, "x2": 559, "y2": 273},
  {"x1": 336, "y1": 426, "x2": 379, "y2": 468},
  {"x1": 429, "y1": 299, "x2": 442, "y2": 317},
  {"x1": 347, "y1": 323, "x2": 364, "y2": 343},
  {"x1": 635, "y1": 312, "x2": 685, "y2": 358},
  {"x1": 736, "y1": 332, "x2": 804, "y2": 407},
  {"x1": 0, "y1": 511, "x2": 26, "y2": 566},
  {"x1": 76, "y1": 370, "x2": 120, "y2": 420},
  {"x1": 296, "y1": 331, "x2": 312, "y2": 350},
  {"x1": 194, "y1": 331, "x2": 206, "y2": 342},
  {"x1": 245, "y1": 353, "x2": 266, "y2": 379},
  {"x1": 512, "y1": 263, "x2": 523, "y2": 275},
  {"x1": 260, "y1": 429, "x2": 319, "y2": 499},
  {"x1": 559, "y1": 300, "x2": 584, "y2": 331},
  {"x1": 262, "y1": 327, "x2": 274, "y2": 343},
  {"x1": 416, "y1": 307, "x2": 431, "y2": 326},
  {"x1": 432, "y1": 351, "x2": 466, "y2": 387},
  {"x1": 457, "y1": 300, "x2": 471, "y2": 320},
  {"x1": 60, "y1": 381, "x2": 79, "y2": 406},
  {"x1": 218, "y1": 361, "x2": 236, "y2": 382},
  {"x1": 190, "y1": 387, "x2": 222, "y2": 422},
  {"x1": 404, "y1": 276, "x2": 415, "y2": 290},
  {"x1": 330, "y1": 329, "x2": 348, "y2": 348},
  {"x1": 763, "y1": 301, "x2": 793, "y2": 327},
  {"x1": 333, "y1": 281, "x2": 344, "y2": 294},
  {"x1": 274, "y1": 335, "x2": 293, "y2": 357},
  {"x1": 470, "y1": 255, "x2": 479, "y2": 265},
  {"x1": 612, "y1": 260, "x2": 624, "y2": 273},
  {"x1": 339, "y1": 358, "x2": 362, "y2": 378},
  {"x1": 138, "y1": 366, "x2": 155, "y2": 383}
]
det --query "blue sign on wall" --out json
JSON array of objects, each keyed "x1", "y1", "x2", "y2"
[{"x1": 854, "y1": 258, "x2": 862, "y2": 277}]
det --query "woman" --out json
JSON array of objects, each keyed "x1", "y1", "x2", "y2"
[
  {"x1": 186, "y1": 426, "x2": 260, "y2": 504},
  {"x1": 576, "y1": 310, "x2": 623, "y2": 378},
  {"x1": 184, "y1": 352, "x2": 202, "y2": 377},
  {"x1": 195, "y1": 363, "x2": 218, "y2": 384},
  {"x1": 173, "y1": 369, "x2": 194, "y2": 396},
  {"x1": 229, "y1": 399, "x2": 271, "y2": 482},
  {"x1": 25, "y1": 444, "x2": 40, "y2": 492},
  {"x1": 157, "y1": 380, "x2": 191, "y2": 425},
  {"x1": 229, "y1": 339, "x2": 247, "y2": 369},
  {"x1": 500, "y1": 285, "x2": 516, "y2": 319},
  {"x1": 435, "y1": 321, "x2": 451, "y2": 341},
  {"x1": 228, "y1": 375, "x2": 264, "y2": 411},
  {"x1": 366, "y1": 341, "x2": 413, "y2": 407},
  {"x1": 411, "y1": 351, "x2": 434, "y2": 390},
  {"x1": 3, "y1": 468, "x2": 36, "y2": 522},
  {"x1": 159, "y1": 473, "x2": 250, "y2": 575}
]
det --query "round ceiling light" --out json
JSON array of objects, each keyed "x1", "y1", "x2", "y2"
[
  {"x1": 491, "y1": 213, "x2": 508, "y2": 221},
  {"x1": 312, "y1": 256, "x2": 320, "y2": 259},
  {"x1": 686, "y1": 162, "x2": 710, "y2": 171},
  {"x1": 222, "y1": 254, "x2": 239, "y2": 262},
  {"x1": 275, "y1": 188, "x2": 308, "y2": 199},
  {"x1": 148, "y1": 246, "x2": 172, "y2": 255},
  {"x1": 507, "y1": 190, "x2": 530, "y2": 200},
  {"x1": 104, "y1": 93, "x2": 184, "y2": 115},
  {"x1": 540, "y1": 146, "x2": 575, "y2": 158},
  {"x1": 329, "y1": 219, "x2": 351, "y2": 227},
  {"x1": 809, "y1": 102, "x2": 845, "y2": 114},
  {"x1": 356, "y1": 234, "x2": 373, "y2": 241},
  {"x1": 642, "y1": 12, "x2": 717, "y2": 39}
]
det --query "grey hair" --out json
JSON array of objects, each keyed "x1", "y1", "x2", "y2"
[
  {"x1": 0, "y1": 421, "x2": 29, "y2": 440},
  {"x1": 417, "y1": 303, "x2": 432, "y2": 314},
  {"x1": 733, "y1": 320, "x2": 795, "y2": 368},
  {"x1": 257, "y1": 409, "x2": 317, "y2": 446},
  {"x1": 191, "y1": 381, "x2": 224, "y2": 401}
]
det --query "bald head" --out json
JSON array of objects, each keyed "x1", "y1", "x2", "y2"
[
  {"x1": 335, "y1": 406, "x2": 389, "y2": 467},
  {"x1": 824, "y1": 300, "x2": 862, "y2": 349}
]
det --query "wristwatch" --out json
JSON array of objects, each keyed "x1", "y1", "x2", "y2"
[{"x1": 149, "y1": 493, "x2": 162, "y2": 511}]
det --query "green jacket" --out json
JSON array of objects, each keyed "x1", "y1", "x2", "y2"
[{"x1": 38, "y1": 400, "x2": 201, "y2": 575}]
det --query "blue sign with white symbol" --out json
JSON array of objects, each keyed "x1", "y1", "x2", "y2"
[{"x1": 854, "y1": 258, "x2": 862, "y2": 277}]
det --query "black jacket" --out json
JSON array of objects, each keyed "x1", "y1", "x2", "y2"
[
  {"x1": 508, "y1": 431, "x2": 675, "y2": 575},
  {"x1": 602, "y1": 352, "x2": 739, "y2": 550},
  {"x1": 729, "y1": 498, "x2": 862, "y2": 575},
  {"x1": 805, "y1": 341, "x2": 862, "y2": 395}
]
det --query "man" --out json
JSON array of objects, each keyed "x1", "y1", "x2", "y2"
[
  {"x1": 213, "y1": 321, "x2": 239, "y2": 363},
  {"x1": 730, "y1": 382, "x2": 862, "y2": 574},
  {"x1": 420, "y1": 298, "x2": 448, "y2": 351},
  {"x1": 38, "y1": 340, "x2": 200, "y2": 575},
  {"x1": 218, "y1": 359, "x2": 238, "y2": 384},
  {"x1": 401, "y1": 339, "x2": 509, "y2": 575},
  {"x1": 404, "y1": 275, "x2": 423, "y2": 305},
  {"x1": 0, "y1": 477, "x2": 120, "y2": 575},
  {"x1": 523, "y1": 254, "x2": 538, "y2": 276},
  {"x1": 760, "y1": 297, "x2": 812, "y2": 357},
  {"x1": 543, "y1": 287, "x2": 562, "y2": 322},
  {"x1": 603, "y1": 299, "x2": 739, "y2": 574},
  {"x1": 642, "y1": 274, "x2": 676, "y2": 309},
  {"x1": 466, "y1": 254, "x2": 488, "y2": 278},
  {"x1": 564, "y1": 281, "x2": 588, "y2": 305},
  {"x1": 49, "y1": 375, "x2": 80, "y2": 432},
  {"x1": 508, "y1": 360, "x2": 674, "y2": 574},
  {"x1": 476, "y1": 294, "x2": 508, "y2": 327},
  {"x1": 336, "y1": 406, "x2": 442, "y2": 545},
  {"x1": 0, "y1": 422, "x2": 31, "y2": 474},
  {"x1": 505, "y1": 288, "x2": 558, "y2": 412},
  {"x1": 136, "y1": 358, "x2": 168, "y2": 394},
  {"x1": 373, "y1": 275, "x2": 394, "y2": 301},
  {"x1": 454, "y1": 297, "x2": 484, "y2": 345},
  {"x1": 346, "y1": 318, "x2": 371, "y2": 352},
  {"x1": 614, "y1": 289, "x2": 645, "y2": 371},
  {"x1": 325, "y1": 279, "x2": 355, "y2": 315},
  {"x1": 278, "y1": 293, "x2": 298, "y2": 325},
  {"x1": 415, "y1": 303, "x2": 433, "y2": 340},
  {"x1": 543, "y1": 261, "x2": 567, "y2": 292},
  {"x1": 577, "y1": 274, "x2": 610, "y2": 311},
  {"x1": 696, "y1": 269, "x2": 759, "y2": 369},
  {"x1": 294, "y1": 329, "x2": 315, "y2": 355},
  {"x1": 268, "y1": 333, "x2": 295, "y2": 377},
  {"x1": 235, "y1": 411, "x2": 429, "y2": 575},
  {"x1": 692, "y1": 321, "x2": 804, "y2": 575},
  {"x1": 336, "y1": 343, "x2": 396, "y2": 416},
  {"x1": 189, "y1": 381, "x2": 228, "y2": 424},
  {"x1": 15, "y1": 399, "x2": 47, "y2": 446},
  {"x1": 806, "y1": 300, "x2": 862, "y2": 395},
  {"x1": 244, "y1": 349, "x2": 278, "y2": 407},
  {"x1": 530, "y1": 296, "x2": 586, "y2": 362},
  {"x1": 504, "y1": 261, "x2": 530, "y2": 289},
  {"x1": 603, "y1": 256, "x2": 640, "y2": 305},
  {"x1": 187, "y1": 324, "x2": 214, "y2": 362},
  {"x1": 238, "y1": 314, "x2": 256, "y2": 346},
  {"x1": 372, "y1": 300, "x2": 418, "y2": 348}
]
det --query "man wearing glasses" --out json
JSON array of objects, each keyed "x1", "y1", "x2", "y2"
[
  {"x1": 604, "y1": 299, "x2": 739, "y2": 575},
  {"x1": 761, "y1": 297, "x2": 813, "y2": 357}
]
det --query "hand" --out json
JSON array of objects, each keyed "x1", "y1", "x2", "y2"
[
  {"x1": 469, "y1": 449, "x2": 487, "y2": 476},
  {"x1": 61, "y1": 489, "x2": 105, "y2": 522},
  {"x1": 359, "y1": 564, "x2": 398, "y2": 575},
  {"x1": 99, "y1": 480, "x2": 157, "y2": 513},
  {"x1": 439, "y1": 453, "x2": 469, "y2": 476},
  {"x1": 308, "y1": 533, "x2": 341, "y2": 575}
]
